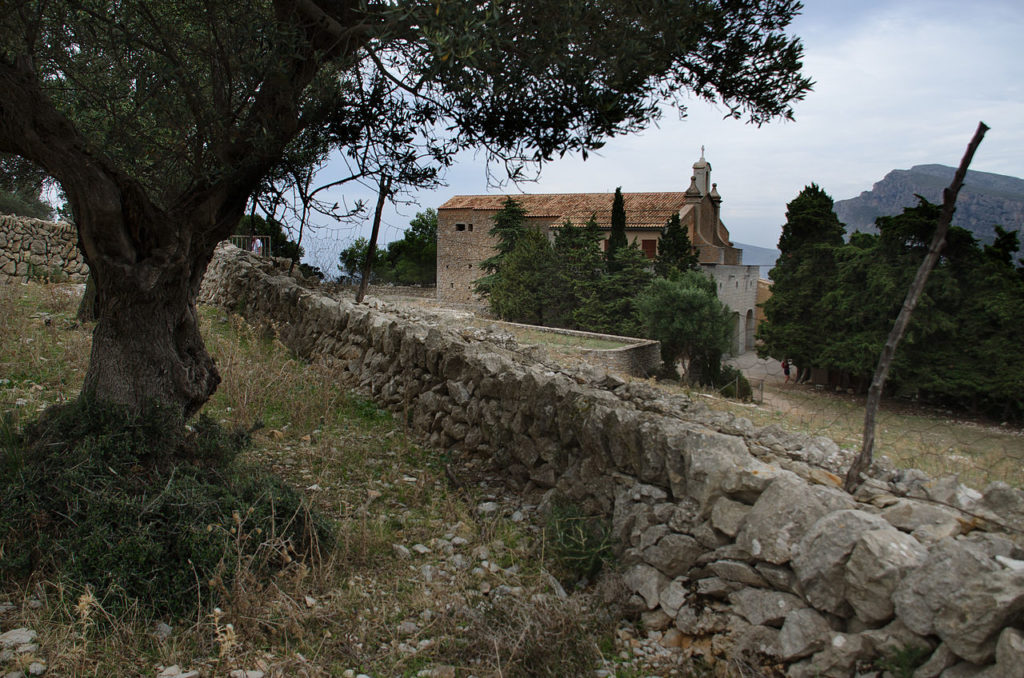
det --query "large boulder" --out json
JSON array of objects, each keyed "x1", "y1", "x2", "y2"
[
  {"x1": 791, "y1": 510, "x2": 891, "y2": 616},
  {"x1": 893, "y1": 539, "x2": 998, "y2": 637},
  {"x1": 844, "y1": 527, "x2": 927, "y2": 625},
  {"x1": 932, "y1": 569, "x2": 1024, "y2": 664},
  {"x1": 735, "y1": 474, "x2": 833, "y2": 565}
]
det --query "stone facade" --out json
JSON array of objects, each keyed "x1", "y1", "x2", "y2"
[
  {"x1": 201, "y1": 243, "x2": 1024, "y2": 678},
  {"x1": 0, "y1": 214, "x2": 89, "y2": 282},
  {"x1": 436, "y1": 153, "x2": 761, "y2": 353}
]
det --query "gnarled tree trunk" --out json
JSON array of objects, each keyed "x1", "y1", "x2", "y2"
[{"x1": 81, "y1": 249, "x2": 220, "y2": 419}]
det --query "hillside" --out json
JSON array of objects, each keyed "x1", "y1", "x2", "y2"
[{"x1": 833, "y1": 164, "x2": 1024, "y2": 245}]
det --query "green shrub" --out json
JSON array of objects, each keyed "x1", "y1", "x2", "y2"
[
  {"x1": 716, "y1": 364, "x2": 753, "y2": 401},
  {"x1": 543, "y1": 499, "x2": 614, "y2": 587},
  {"x1": 0, "y1": 400, "x2": 332, "y2": 618}
]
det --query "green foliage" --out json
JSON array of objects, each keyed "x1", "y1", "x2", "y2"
[
  {"x1": 636, "y1": 271, "x2": 731, "y2": 383},
  {"x1": 716, "y1": 364, "x2": 753, "y2": 400},
  {"x1": 606, "y1": 187, "x2": 628, "y2": 270},
  {"x1": 654, "y1": 212, "x2": 699, "y2": 278},
  {"x1": 0, "y1": 153, "x2": 53, "y2": 219},
  {"x1": 338, "y1": 237, "x2": 376, "y2": 280},
  {"x1": 373, "y1": 209, "x2": 437, "y2": 285},
  {"x1": 574, "y1": 243, "x2": 653, "y2": 337},
  {"x1": 0, "y1": 400, "x2": 332, "y2": 618},
  {"x1": 543, "y1": 499, "x2": 614, "y2": 586},
  {"x1": 489, "y1": 228, "x2": 561, "y2": 325},
  {"x1": 476, "y1": 198, "x2": 528, "y2": 297},
  {"x1": 759, "y1": 185, "x2": 847, "y2": 369},
  {"x1": 760, "y1": 191, "x2": 1024, "y2": 421},
  {"x1": 551, "y1": 217, "x2": 604, "y2": 328},
  {"x1": 875, "y1": 644, "x2": 932, "y2": 678}
]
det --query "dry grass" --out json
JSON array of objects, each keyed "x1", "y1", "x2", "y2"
[
  {"x1": 687, "y1": 380, "x2": 1024, "y2": 490},
  {"x1": 2, "y1": 282, "x2": 694, "y2": 678}
]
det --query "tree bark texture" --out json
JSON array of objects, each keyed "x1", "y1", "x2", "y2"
[{"x1": 844, "y1": 122, "x2": 989, "y2": 492}]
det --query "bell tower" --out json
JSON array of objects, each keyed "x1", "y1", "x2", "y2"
[{"x1": 692, "y1": 146, "x2": 711, "y2": 195}]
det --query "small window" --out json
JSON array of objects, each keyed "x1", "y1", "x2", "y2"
[
  {"x1": 468, "y1": 264, "x2": 472, "y2": 269},
  {"x1": 455, "y1": 223, "x2": 466, "y2": 232},
  {"x1": 468, "y1": 224, "x2": 474, "y2": 232},
  {"x1": 641, "y1": 239, "x2": 657, "y2": 260},
  {"x1": 450, "y1": 282, "x2": 454, "y2": 288}
]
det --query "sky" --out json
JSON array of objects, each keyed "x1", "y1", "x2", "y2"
[{"x1": 302, "y1": 0, "x2": 1024, "y2": 272}]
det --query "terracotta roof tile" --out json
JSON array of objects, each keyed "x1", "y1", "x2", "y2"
[{"x1": 439, "y1": 193, "x2": 689, "y2": 229}]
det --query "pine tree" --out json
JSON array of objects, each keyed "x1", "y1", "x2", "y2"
[
  {"x1": 475, "y1": 197, "x2": 528, "y2": 296},
  {"x1": 654, "y1": 212, "x2": 699, "y2": 278},
  {"x1": 552, "y1": 217, "x2": 604, "y2": 327},
  {"x1": 606, "y1": 187, "x2": 628, "y2": 271},
  {"x1": 758, "y1": 184, "x2": 846, "y2": 379},
  {"x1": 489, "y1": 228, "x2": 560, "y2": 325},
  {"x1": 575, "y1": 243, "x2": 652, "y2": 336}
]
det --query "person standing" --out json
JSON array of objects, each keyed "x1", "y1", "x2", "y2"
[{"x1": 781, "y1": 358, "x2": 791, "y2": 384}]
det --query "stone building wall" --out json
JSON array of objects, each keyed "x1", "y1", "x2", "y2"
[
  {"x1": 200, "y1": 243, "x2": 1024, "y2": 677},
  {"x1": 0, "y1": 215, "x2": 89, "y2": 282},
  {"x1": 706, "y1": 264, "x2": 761, "y2": 354}
]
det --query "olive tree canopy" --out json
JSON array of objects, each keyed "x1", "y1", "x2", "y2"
[{"x1": 0, "y1": 0, "x2": 811, "y2": 419}]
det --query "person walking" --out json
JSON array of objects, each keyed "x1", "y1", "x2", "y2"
[{"x1": 781, "y1": 358, "x2": 791, "y2": 384}]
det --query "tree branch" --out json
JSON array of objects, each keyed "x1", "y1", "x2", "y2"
[{"x1": 844, "y1": 122, "x2": 989, "y2": 492}]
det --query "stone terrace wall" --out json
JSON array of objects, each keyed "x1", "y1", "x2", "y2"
[
  {"x1": 493, "y1": 320, "x2": 662, "y2": 378},
  {"x1": 0, "y1": 215, "x2": 89, "y2": 282},
  {"x1": 200, "y1": 244, "x2": 1024, "y2": 677}
]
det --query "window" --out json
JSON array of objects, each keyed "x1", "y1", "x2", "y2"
[
  {"x1": 641, "y1": 239, "x2": 657, "y2": 259},
  {"x1": 455, "y1": 223, "x2": 467, "y2": 232},
  {"x1": 468, "y1": 223, "x2": 474, "y2": 231}
]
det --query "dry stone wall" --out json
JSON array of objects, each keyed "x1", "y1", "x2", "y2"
[
  {"x1": 200, "y1": 243, "x2": 1024, "y2": 677},
  {"x1": 0, "y1": 215, "x2": 89, "y2": 282}
]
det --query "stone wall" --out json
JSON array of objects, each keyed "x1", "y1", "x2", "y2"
[
  {"x1": 200, "y1": 243, "x2": 1024, "y2": 677},
  {"x1": 0, "y1": 215, "x2": 89, "y2": 282}
]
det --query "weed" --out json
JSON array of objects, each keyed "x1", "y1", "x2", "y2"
[
  {"x1": 876, "y1": 644, "x2": 932, "y2": 678},
  {"x1": 543, "y1": 498, "x2": 615, "y2": 586}
]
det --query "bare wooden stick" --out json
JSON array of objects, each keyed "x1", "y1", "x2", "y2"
[
  {"x1": 844, "y1": 122, "x2": 989, "y2": 492},
  {"x1": 356, "y1": 175, "x2": 392, "y2": 304}
]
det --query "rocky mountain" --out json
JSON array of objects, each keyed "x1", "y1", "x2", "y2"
[{"x1": 833, "y1": 164, "x2": 1024, "y2": 245}]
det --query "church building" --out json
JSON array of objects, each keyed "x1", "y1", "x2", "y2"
[{"x1": 436, "y1": 152, "x2": 762, "y2": 354}]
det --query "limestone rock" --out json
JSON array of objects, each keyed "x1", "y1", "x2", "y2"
[
  {"x1": 791, "y1": 509, "x2": 891, "y2": 616},
  {"x1": 642, "y1": 533, "x2": 702, "y2": 578},
  {"x1": 658, "y1": 578, "x2": 689, "y2": 617},
  {"x1": 994, "y1": 628, "x2": 1024, "y2": 678},
  {"x1": 735, "y1": 474, "x2": 831, "y2": 565},
  {"x1": 893, "y1": 539, "x2": 998, "y2": 637},
  {"x1": 844, "y1": 527, "x2": 927, "y2": 625},
  {"x1": 882, "y1": 499, "x2": 964, "y2": 536},
  {"x1": 777, "y1": 608, "x2": 831, "y2": 661},
  {"x1": 913, "y1": 644, "x2": 959, "y2": 678},
  {"x1": 623, "y1": 564, "x2": 670, "y2": 610},
  {"x1": 933, "y1": 569, "x2": 1024, "y2": 664},
  {"x1": 788, "y1": 633, "x2": 870, "y2": 678},
  {"x1": 728, "y1": 587, "x2": 805, "y2": 628},
  {"x1": 710, "y1": 496, "x2": 750, "y2": 537},
  {"x1": 708, "y1": 560, "x2": 768, "y2": 588},
  {"x1": 732, "y1": 624, "x2": 780, "y2": 661}
]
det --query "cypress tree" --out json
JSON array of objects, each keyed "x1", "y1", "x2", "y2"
[
  {"x1": 607, "y1": 187, "x2": 628, "y2": 271},
  {"x1": 654, "y1": 212, "x2": 699, "y2": 278}
]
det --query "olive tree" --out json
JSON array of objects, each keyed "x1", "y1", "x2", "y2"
[{"x1": 0, "y1": 0, "x2": 811, "y2": 421}]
